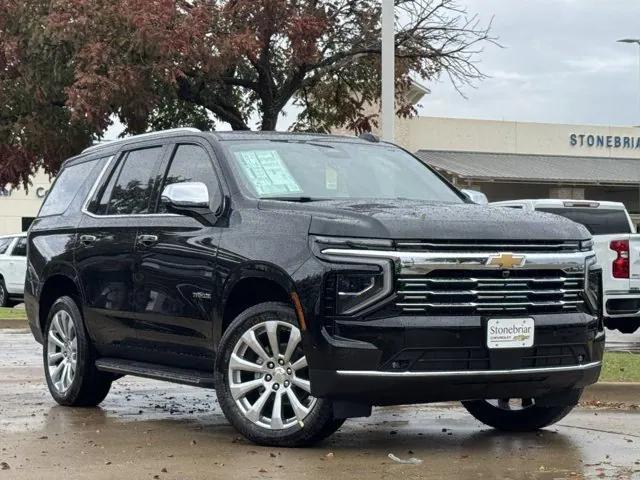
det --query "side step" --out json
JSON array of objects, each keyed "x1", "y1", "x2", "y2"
[{"x1": 95, "y1": 358, "x2": 215, "y2": 388}]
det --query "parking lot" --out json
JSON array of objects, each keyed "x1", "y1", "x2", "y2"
[{"x1": 1, "y1": 328, "x2": 638, "y2": 480}]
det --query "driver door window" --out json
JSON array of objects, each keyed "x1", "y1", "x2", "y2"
[{"x1": 157, "y1": 144, "x2": 221, "y2": 213}]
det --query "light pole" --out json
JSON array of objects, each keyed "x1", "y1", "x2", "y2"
[
  {"x1": 617, "y1": 38, "x2": 640, "y2": 119},
  {"x1": 381, "y1": 0, "x2": 395, "y2": 142}
]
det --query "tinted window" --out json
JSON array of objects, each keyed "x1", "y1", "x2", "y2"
[
  {"x1": 0, "y1": 238, "x2": 13, "y2": 254},
  {"x1": 11, "y1": 237, "x2": 27, "y2": 257},
  {"x1": 537, "y1": 208, "x2": 632, "y2": 235},
  {"x1": 106, "y1": 147, "x2": 163, "y2": 215},
  {"x1": 158, "y1": 144, "x2": 219, "y2": 213},
  {"x1": 39, "y1": 160, "x2": 98, "y2": 216}
]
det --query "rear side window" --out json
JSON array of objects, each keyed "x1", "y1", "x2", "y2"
[
  {"x1": 11, "y1": 237, "x2": 27, "y2": 257},
  {"x1": 0, "y1": 237, "x2": 13, "y2": 254},
  {"x1": 104, "y1": 147, "x2": 163, "y2": 215},
  {"x1": 39, "y1": 160, "x2": 98, "y2": 217},
  {"x1": 157, "y1": 144, "x2": 220, "y2": 213},
  {"x1": 537, "y1": 208, "x2": 632, "y2": 235}
]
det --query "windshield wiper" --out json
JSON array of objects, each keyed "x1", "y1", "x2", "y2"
[{"x1": 261, "y1": 196, "x2": 327, "y2": 203}]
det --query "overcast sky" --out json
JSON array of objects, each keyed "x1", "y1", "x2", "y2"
[
  {"x1": 420, "y1": 0, "x2": 640, "y2": 126},
  {"x1": 105, "y1": 0, "x2": 640, "y2": 139}
]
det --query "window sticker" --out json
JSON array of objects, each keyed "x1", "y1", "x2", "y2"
[
  {"x1": 325, "y1": 166, "x2": 338, "y2": 190},
  {"x1": 235, "y1": 150, "x2": 302, "y2": 196}
]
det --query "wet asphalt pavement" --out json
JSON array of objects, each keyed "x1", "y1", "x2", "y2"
[{"x1": 1, "y1": 328, "x2": 639, "y2": 479}]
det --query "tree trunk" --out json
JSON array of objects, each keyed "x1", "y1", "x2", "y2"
[{"x1": 260, "y1": 112, "x2": 278, "y2": 130}]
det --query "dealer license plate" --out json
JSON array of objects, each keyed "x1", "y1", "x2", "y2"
[{"x1": 487, "y1": 318, "x2": 535, "y2": 349}]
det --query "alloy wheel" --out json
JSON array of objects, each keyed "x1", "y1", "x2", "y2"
[
  {"x1": 487, "y1": 398, "x2": 535, "y2": 411},
  {"x1": 47, "y1": 310, "x2": 78, "y2": 394},
  {"x1": 228, "y1": 320, "x2": 315, "y2": 430}
]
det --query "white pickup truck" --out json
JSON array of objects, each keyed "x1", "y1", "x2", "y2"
[
  {"x1": 0, "y1": 233, "x2": 27, "y2": 307},
  {"x1": 492, "y1": 200, "x2": 640, "y2": 333}
]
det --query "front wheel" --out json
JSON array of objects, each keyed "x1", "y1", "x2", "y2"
[
  {"x1": 215, "y1": 302, "x2": 343, "y2": 447},
  {"x1": 462, "y1": 397, "x2": 576, "y2": 432}
]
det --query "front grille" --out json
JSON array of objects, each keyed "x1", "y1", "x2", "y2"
[
  {"x1": 383, "y1": 344, "x2": 590, "y2": 372},
  {"x1": 396, "y1": 269, "x2": 585, "y2": 315},
  {"x1": 395, "y1": 239, "x2": 581, "y2": 253}
]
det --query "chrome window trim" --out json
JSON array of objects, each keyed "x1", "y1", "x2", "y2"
[
  {"x1": 336, "y1": 361, "x2": 601, "y2": 378},
  {"x1": 81, "y1": 154, "x2": 180, "y2": 219}
]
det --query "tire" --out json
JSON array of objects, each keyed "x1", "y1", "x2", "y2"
[
  {"x1": 606, "y1": 319, "x2": 640, "y2": 334},
  {"x1": 0, "y1": 279, "x2": 8, "y2": 307},
  {"x1": 462, "y1": 397, "x2": 576, "y2": 432},
  {"x1": 215, "y1": 301, "x2": 344, "y2": 447},
  {"x1": 43, "y1": 295, "x2": 112, "y2": 406}
]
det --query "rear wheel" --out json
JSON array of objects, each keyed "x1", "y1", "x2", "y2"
[
  {"x1": 215, "y1": 302, "x2": 343, "y2": 447},
  {"x1": 462, "y1": 397, "x2": 576, "y2": 432},
  {"x1": 43, "y1": 296, "x2": 112, "y2": 406}
]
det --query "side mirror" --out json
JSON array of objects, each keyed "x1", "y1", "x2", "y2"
[
  {"x1": 461, "y1": 188, "x2": 488, "y2": 205},
  {"x1": 161, "y1": 182, "x2": 210, "y2": 210},
  {"x1": 161, "y1": 181, "x2": 222, "y2": 225}
]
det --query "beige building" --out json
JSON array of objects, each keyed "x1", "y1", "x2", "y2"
[
  {"x1": 393, "y1": 116, "x2": 640, "y2": 226},
  {"x1": 0, "y1": 168, "x2": 52, "y2": 235}
]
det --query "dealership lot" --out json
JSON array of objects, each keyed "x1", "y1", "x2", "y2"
[{"x1": 1, "y1": 329, "x2": 638, "y2": 480}]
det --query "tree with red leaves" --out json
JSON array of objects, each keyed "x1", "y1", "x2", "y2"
[{"x1": 0, "y1": 0, "x2": 495, "y2": 187}]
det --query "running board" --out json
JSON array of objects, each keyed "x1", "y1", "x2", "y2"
[{"x1": 95, "y1": 358, "x2": 215, "y2": 388}]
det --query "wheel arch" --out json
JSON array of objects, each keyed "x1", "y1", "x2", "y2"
[
  {"x1": 37, "y1": 269, "x2": 83, "y2": 337},
  {"x1": 218, "y1": 262, "x2": 298, "y2": 340}
]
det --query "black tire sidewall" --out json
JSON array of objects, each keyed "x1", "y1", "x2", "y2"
[
  {"x1": 0, "y1": 279, "x2": 7, "y2": 307},
  {"x1": 462, "y1": 399, "x2": 576, "y2": 432},
  {"x1": 214, "y1": 302, "x2": 339, "y2": 447},
  {"x1": 43, "y1": 296, "x2": 98, "y2": 406}
]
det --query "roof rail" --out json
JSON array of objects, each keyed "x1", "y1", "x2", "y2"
[
  {"x1": 358, "y1": 132, "x2": 380, "y2": 143},
  {"x1": 81, "y1": 127, "x2": 202, "y2": 154}
]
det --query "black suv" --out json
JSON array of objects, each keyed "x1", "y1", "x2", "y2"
[{"x1": 25, "y1": 128, "x2": 604, "y2": 446}]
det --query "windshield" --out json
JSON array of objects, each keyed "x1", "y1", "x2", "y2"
[
  {"x1": 537, "y1": 207, "x2": 632, "y2": 235},
  {"x1": 223, "y1": 139, "x2": 464, "y2": 203}
]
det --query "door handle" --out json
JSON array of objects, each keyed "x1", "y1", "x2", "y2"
[
  {"x1": 137, "y1": 234, "x2": 159, "y2": 247},
  {"x1": 79, "y1": 235, "x2": 97, "y2": 246}
]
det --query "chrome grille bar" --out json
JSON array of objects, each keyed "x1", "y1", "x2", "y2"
[{"x1": 395, "y1": 240, "x2": 581, "y2": 253}]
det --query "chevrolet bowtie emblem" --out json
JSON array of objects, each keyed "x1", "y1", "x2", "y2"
[{"x1": 486, "y1": 253, "x2": 525, "y2": 268}]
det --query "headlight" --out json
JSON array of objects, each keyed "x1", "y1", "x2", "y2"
[
  {"x1": 584, "y1": 256, "x2": 601, "y2": 316},
  {"x1": 580, "y1": 239, "x2": 594, "y2": 252},
  {"x1": 313, "y1": 236, "x2": 394, "y2": 315},
  {"x1": 336, "y1": 271, "x2": 387, "y2": 314}
]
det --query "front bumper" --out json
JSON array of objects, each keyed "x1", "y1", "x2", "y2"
[{"x1": 306, "y1": 312, "x2": 604, "y2": 405}]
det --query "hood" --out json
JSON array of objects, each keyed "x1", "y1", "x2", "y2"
[{"x1": 258, "y1": 199, "x2": 590, "y2": 241}]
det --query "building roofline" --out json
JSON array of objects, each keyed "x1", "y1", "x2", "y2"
[{"x1": 415, "y1": 148, "x2": 640, "y2": 162}]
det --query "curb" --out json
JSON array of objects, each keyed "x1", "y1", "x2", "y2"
[
  {"x1": 0, "y1": 319, "x2": 28, "y2": 329},
  {"x1": 583, "y1": 382, "x2": 640, "y2": 406}
]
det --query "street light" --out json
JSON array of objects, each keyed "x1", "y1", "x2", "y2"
[
  {"x1": 381, "y1": 0, "x2": 395, "y2": 142},
  {"x1": 617, "y1": 38, "x2": 640, "y2": 119}
]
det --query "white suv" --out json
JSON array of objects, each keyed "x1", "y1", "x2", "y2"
[
  {"x1": 492, "y1": 200, "x2": 640, "y2": 333},
  {"x1": 0, "y1": 233, "x2": 27, "y2": 307}
]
